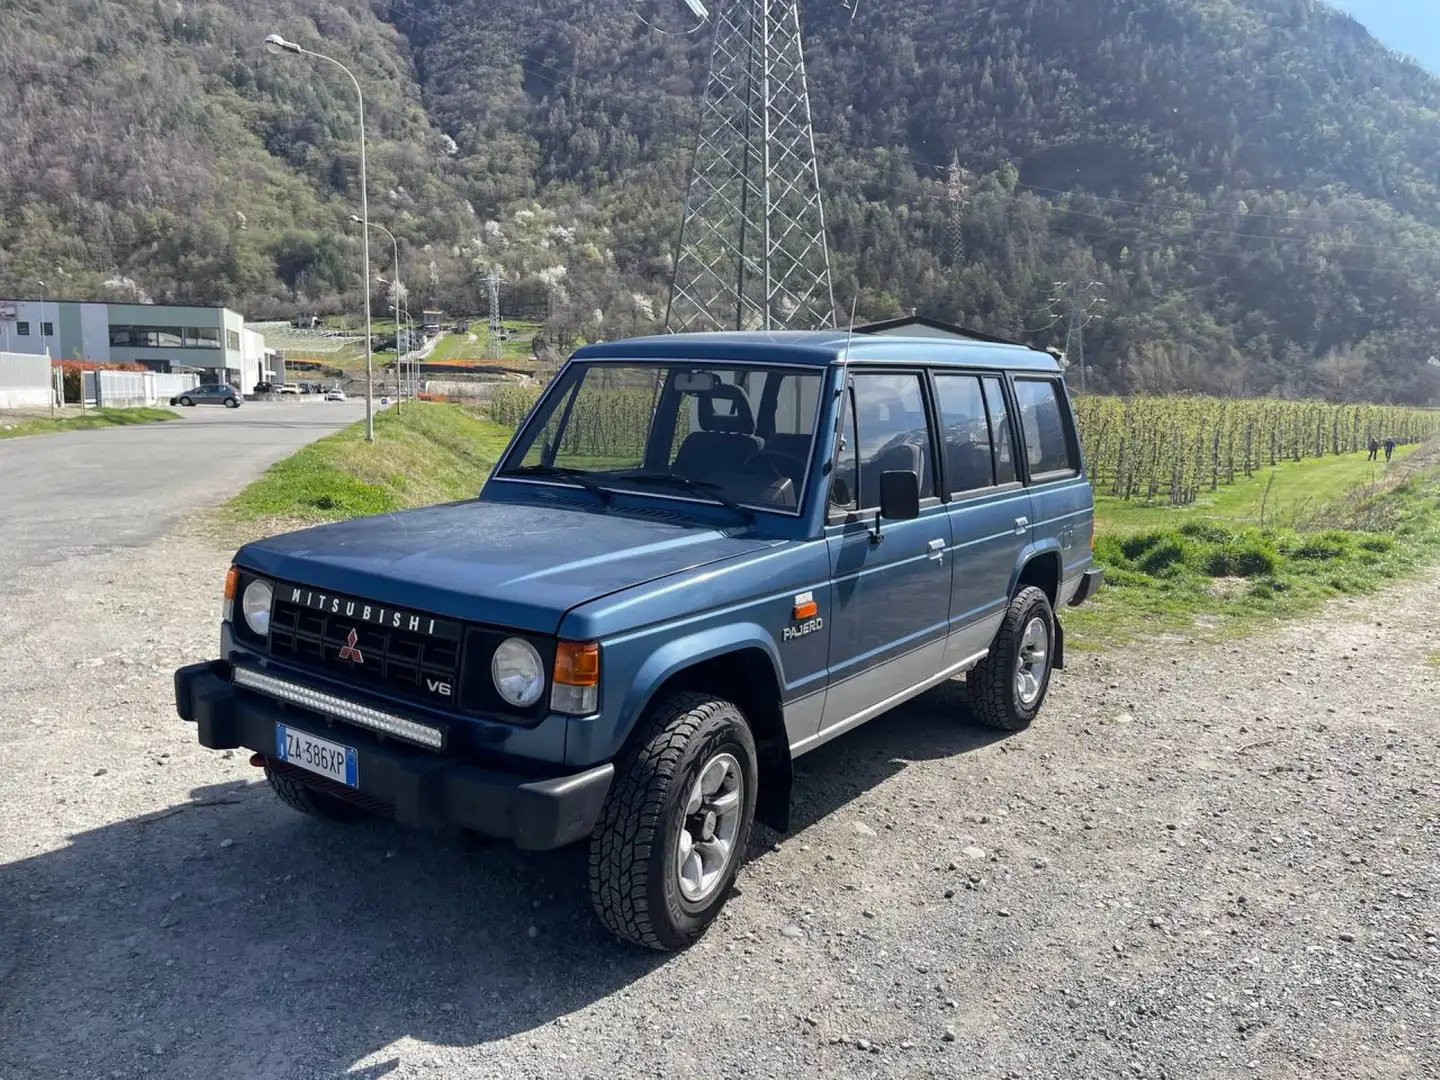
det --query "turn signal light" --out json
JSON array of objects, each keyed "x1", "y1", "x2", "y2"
[
  {"x1": 222, "y1": 565, "x2": 238, "y2": 622},
  {"x1": 554, "y1": 641, "x2": 600, "y2": 687},
  {"x1": 552, "y1": 642, "x2": 600, "y2": 716},
  {"x1": 793, "y1": 599, "x2": 818, "y2": 620}
]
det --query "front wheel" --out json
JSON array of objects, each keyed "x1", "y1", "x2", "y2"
[
  {"x1": 967, "y1": 586, "x2": 1056, "y2": 731},
  {"x1": 589, "y1": 693, "x2": 758, "y2": 950}
]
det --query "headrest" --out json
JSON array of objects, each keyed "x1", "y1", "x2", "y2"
[{"x1": 698, "y1": 384, "x2": 756, "y2": 434}]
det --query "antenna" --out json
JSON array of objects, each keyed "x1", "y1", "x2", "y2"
[{"x1": 844, "y1": 293, "x2": 859, "y2": 357}]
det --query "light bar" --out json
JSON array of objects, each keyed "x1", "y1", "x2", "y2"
[{"x1": 232, "y1": 666, "x2": 445, "y2": 751}]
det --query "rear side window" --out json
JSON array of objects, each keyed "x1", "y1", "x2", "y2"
[
  {"x1": 1014, "y1": 378, "x2": 1077, "y2": 477},
  {"x1": 933, "y1": 374, "x2": 994, "y2": 494},
  {"x1": 981, "y1": 377, "x2": 1017, "y2": 485}
]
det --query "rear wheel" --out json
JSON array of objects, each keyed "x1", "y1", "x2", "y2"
[
  {"x1": 263, "y1": 763, "x2": 367, "y2": 822},
  {"x1": 589, "y1": 693, "x2": 758, "y2": 950},
  {"x1": 224, "y1": 397, "x2": 239, "y2": 409},
  {"x1": 967, "y1": 586, "x2": 1056, "y2": 731},
  {"x1": 179, "y1": 396, "x2": 193, "y2": 407}
]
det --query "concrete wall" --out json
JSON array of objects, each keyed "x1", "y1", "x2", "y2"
[{"x1": 0, "y1": 351, "x2": 55, "y2": 408}]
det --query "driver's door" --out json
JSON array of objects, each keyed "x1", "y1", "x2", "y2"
[{"x1": 820, "y1": 371, "x2": 953, "y2": 731}]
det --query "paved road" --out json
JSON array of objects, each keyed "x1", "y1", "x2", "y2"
[{"x1": 0, "y1": 400, "x2": 365, "y2": 592}]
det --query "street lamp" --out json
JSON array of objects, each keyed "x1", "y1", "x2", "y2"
[
  {"x1": 265, "y1": 32, "x2": 375, "y2": 442},
  {"x1": 352, "y1": 215, "x2": 408, "y2": 408}
]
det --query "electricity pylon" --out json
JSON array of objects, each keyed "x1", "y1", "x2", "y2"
[
  {"x1": 487, "y1": 267, "x2": 503, "y2": 361},
  {"x1": 664, "y1": 0, "x2": 836, "y2": 333}
]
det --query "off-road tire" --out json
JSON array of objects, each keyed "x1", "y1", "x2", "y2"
[
  {"x1": 967, "y1": 586, "x2": 1056, "y2": 732},
  {"x1": 589, "y1": 693, "x2": 758, "y2": 951},
  {"x1": 263, "y1": 763, "x2": 367, "y2": 822},
  {"x1": 179, "y1": 396, "x2": 193, "y2": 407}
]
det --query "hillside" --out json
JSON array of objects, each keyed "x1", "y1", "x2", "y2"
[{"x1": 3, "y1": 0, "x2": 1440, "y2": 403}]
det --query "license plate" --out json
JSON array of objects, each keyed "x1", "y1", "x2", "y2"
[{"x1": 274, "y1": 724, "x2": 358, "y2": 788}]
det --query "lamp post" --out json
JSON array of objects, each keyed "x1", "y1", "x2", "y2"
[
  {"x1": 352, "y1": 216, "x2": 407, "y2": 409},
  {"x1": 265, "y1": 32, "x2": 375, "y2": 442}
]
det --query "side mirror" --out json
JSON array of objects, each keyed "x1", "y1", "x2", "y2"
[{"x1": 878, "y1": 470, "x2": 921, "y2": 521}]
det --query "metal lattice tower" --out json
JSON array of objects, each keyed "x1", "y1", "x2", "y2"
[
  {"x1": 664, "y1": 0, "x2": 836, "y2": 333},
  {"x1": 945, "y1": 153, "x2": 969, "y2": 267},
  {"x1": 486, "y1": 267, "x2": 502, "y2": 361},
  {"x1": 1058, "y1": 279, "x2": 1106, "y2": 393}
]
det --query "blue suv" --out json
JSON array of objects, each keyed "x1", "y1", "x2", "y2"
[{"x1": 174, "y1": 331, "x2": 1100, "y2": 949}]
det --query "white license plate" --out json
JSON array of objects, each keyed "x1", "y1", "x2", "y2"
[{"x1": 274, "y1": 724, "x2": 358, "y2": 788}]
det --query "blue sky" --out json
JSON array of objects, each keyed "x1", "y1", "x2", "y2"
[{"x1": 1330, "y1": 1, "x2": 1440, "y2": 72}]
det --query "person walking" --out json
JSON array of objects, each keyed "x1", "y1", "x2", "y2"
[
  {"x1": 1368, "y1": 436, "x2": 1380, "y2": 461},
  {"x1": 1384, "y1": 437, "x2": 1396, "y2": 463}
]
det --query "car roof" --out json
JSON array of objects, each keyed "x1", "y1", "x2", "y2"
[{"x1": 570, "y1": 330, "x2": 1061, "y2": 372}]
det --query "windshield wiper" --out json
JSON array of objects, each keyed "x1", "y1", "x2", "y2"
[
  {"x1": 508, "y1": 464, "x2": 612, "y2": 504},
  {"x1": 621, "y1": 472, "x2": 756, "y2": 523}
]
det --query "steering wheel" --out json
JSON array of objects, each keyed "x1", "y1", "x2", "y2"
[{"x1": 745, "y1": 451, "x2": 805, "y2": 484}]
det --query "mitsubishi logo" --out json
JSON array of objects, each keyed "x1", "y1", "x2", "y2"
[{"x1": 337, "y1": 628, "x2": 364, "y2": 664}]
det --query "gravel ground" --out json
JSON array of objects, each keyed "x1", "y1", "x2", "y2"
[{"x1": 0, "y1": 526, "x2": 1436, "y2": 1080}]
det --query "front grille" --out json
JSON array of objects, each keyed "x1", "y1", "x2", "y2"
[{"x1": 267, "y1": 584, "x2": 463, "y2": 710}]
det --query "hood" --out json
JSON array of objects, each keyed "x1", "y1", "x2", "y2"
[{"x1": 236, "y1": 499, "x2": 773, "y2": 634}]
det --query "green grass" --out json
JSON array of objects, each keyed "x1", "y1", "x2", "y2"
[
  {"x1": 427, "y1": 322, "x2": 540, "y2": 366},
  {"x1": 0, "y1": 407, "x2": 179, "y2": 439},
  {"x1": 1068, "y1": 444, "x2": 1440, "y2": 648},
  {"x1": 224, "y1": 403, "x2": 514, "y2": 524}
]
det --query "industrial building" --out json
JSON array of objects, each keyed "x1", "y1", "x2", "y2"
[{"x1": 0, "y1": 299, "x2": 280, "y2": 390}]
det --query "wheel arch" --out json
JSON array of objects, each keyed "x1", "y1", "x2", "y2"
[{"x1": 620, "y1": 629, "x2": 793, "y2": 833}]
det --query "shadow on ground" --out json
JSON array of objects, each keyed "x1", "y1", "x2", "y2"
[{"x1": 0, "y1": 679, "x2": 1007, "y2": 1078}]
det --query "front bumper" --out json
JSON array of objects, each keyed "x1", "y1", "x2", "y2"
[
  {"x1": 1068, "y1": 566, "x2": 1104, "y2": 607},
  {"x1": 173, "y1": 660, "x2": 612, "y2": 850}
]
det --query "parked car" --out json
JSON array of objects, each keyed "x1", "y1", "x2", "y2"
[
  {"x1": 174, "y1": 331, "x2": 1100, "y2": 950},
  {"x1": 278, "y1": 383, "x2": 300, "y2": 395},
  {"x1": 253, "y1": 381, "x2": 276, "y2": 396},
  {"x1": 324, "y1": 388, "x2": 347, "y2": 401},
  {"x1": 171, "y1": 384, "x2": 241, "y2": 408}
]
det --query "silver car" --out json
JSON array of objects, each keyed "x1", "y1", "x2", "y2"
[{"x1": 172, "y1": 384, "x2": 242, "y2": 408}]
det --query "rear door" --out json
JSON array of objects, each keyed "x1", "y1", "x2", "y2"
[
  {"x1": 820, "y1": 370, "x2": 952, "y2": 730},
  {"x1": 1012, "y1": 376, "x2": 1091, "y2": 602},
  {"x1": 932, "y1": 371, "x2": 1031, "y2": 664}
]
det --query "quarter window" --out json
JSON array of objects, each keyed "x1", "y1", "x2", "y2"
[
  {"x1": 981, "y1": 377, "x2": 1018, "y2": 485},
  {"x1": 1014, "y1": 378, "x2": 1077, "y2": 477},
  {"x1": 933, "y1": 374, "x2": 994, "y2": 494}
]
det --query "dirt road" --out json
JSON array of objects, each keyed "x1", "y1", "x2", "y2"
[{"x1": 0, "y1": 527, "x2": 1435, "y2": 1079}]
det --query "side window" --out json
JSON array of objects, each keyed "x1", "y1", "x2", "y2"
[
  {"x1": 767, "y1": 373, "x2": 822, "y2": 436},
  {"x1": 981, "y1": 377, "x2": 1017, "y2": 485},
  {"x1": 933, "y1": 374, "x2": 994, "y2": 494},
  {"x1": 1014, "y1": 378, "x2": 1077, "y2": 477},
  {"x1": 851, "y1": 373, "x2": 936, "y2": 510}
]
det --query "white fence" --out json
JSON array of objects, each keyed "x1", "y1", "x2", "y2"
[
  {"x1": 94, "y1": 370, "x2": 200, "y2": 408},
  {"x1": 0, "y1": 351, "x2": 55, "y2": 409}
]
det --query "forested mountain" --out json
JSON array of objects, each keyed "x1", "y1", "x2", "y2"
[{"x1": 3, "y1": 0, "x2": 1440, "y2": 403}]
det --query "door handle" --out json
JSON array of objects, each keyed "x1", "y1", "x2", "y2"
[
  {"x1": 1014, "y1": 516, "x2": 1029, "y2": 535},
  {"x1": 928, "y1": 538, "x2": 946, "y2": 561}
]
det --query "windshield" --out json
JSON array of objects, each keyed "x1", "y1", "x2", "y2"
[{"x1": 499, "y1": 362, "x2": 826, "y2": 514}]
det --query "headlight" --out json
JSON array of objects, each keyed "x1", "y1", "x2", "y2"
[
  {"x1": 492, "y1": 637, "x2": 545, "y2": 708},
  {"x1": 242, "y1": 578, "x2": 274, "y2": 636}
]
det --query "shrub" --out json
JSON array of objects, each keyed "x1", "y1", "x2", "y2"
[
  {"x1": 1136, "y1": 535, "x2": 1193, "y2": 575},
  {"x1": 1204, "y1": 536, "x2": 1279, "y2": 578}
]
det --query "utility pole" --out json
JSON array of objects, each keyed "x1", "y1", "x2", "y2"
[
  {"x1": 487, "y1": 267, "x2": 503, "y2": 361},
  {"x1": 665, "y1": 0, "x2": 835, "y2": 332},
  {"x1": 1055, "y1": 279, "x2": 1106, "y2": 394}
]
